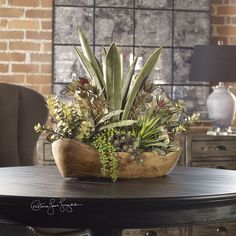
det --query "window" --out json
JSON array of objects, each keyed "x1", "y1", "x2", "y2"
[{"x1": 53, "y1": 0, "x2": 211, "y2": 113}]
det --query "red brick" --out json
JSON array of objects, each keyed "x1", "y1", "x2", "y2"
[
  {"x1": 12, "y1": 64, "x2": 39, "y2": 73},
  {"x1": 211, "y1": 16, "x2": 225, "y2": 24},
  {"x1": 226, "y1": 16, "x2": 231, "y2": 24},
  {"x1": 10, "y1": 42, "x2": 40, "y2": 51},
  {"x1": 8, "y1": 20, "x2": 39, "y2": 29},
  {"x1": 217, "y1": 26, "x2": 236, "y2": 35},
  {"x1": 0, "y1": 75, "x2": 25, "y2": 83},
  {"x1": 0, "y1": 31, "x2": 24, "y2": 39},
  {"x1": 217, "y1": 6, "x2": 236, "y2": 15},
  {"x1": 42, "y1": 43, "x2": 52, "y2": 52},
  {"x1": 8, "y1": 0, "x2": 39, "y2": 7},
  {"x1": 0, "y1": 8, "x2": 24, "y2": 17},
  {"x1": 40, "y1": 85, "x2": 52, "y2": 95},
  {"x1": 0, "y1": 19, "x2": 7, "y2": 28},
  {"x1": 0, "y1": 42, "x2": 7, "y2": 50},
  {"x1": 231, "y1": 17, "x2": 236, "y2": 24},
  {"x1": 25, "y1": 9, "x2": 52, "y2": 18},
  {"x1": 0, "y1": 64, "x2": 8, "y2": 73},
  {"x1": 40, "y1": 0, "x2": 52, "y2": 7},
  {"x1": 30, "y1": 53, "x2": 51, "y2": 62},
  {"x1": 0, "y1": 53, "x2": 25, "y2": 61},
  {"x1": 40, "y1": 64, "x2": 51, "y2": 74},
  {"x1": 212, "y1": 0, "x2": 224, "y2": 3},
  {"x1": 229, "y1": 37, "x2": 236, "y2": 44},
  {"x1": 26, "y1": 75, "x2": 51, "y2": 84},
  {"x1": 26, "y1": 31, "x2": 51, "y2": 40},
  {"x1": 41, "y1": 21, "x2": 52, "y2": 30}
]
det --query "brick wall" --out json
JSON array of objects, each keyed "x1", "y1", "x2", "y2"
[
  {"x1": 211, "y1": 0, "x2": 236, "y2": 96},
  {"x1": 212, "y1": 0, "x2": 236, "y2": 45},
  {"x1": 0, "y1": 0, "x2": 52, "y2": 96}
]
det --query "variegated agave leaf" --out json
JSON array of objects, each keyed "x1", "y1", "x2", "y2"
[
  {"x1": 122, "y1": 46, "x2": 163, "y2": 120},
  {"x1": 78, "y1": 27, "x2": 105, "y2": 89},
  {"x1": 99, "y1": 120, "x2": 137, "y2": 131},
  {"x1": 97, "y1": 110, "x2": 124, "y2": 125}
]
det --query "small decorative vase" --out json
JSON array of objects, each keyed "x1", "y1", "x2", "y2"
[
  {"x1": 52, "y1": 138, "x2": 181, "y2": 179},
  {"x1": 207, "y1": 86, "x2": 236, "y2": 129}
]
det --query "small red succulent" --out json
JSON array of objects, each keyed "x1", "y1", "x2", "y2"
[
  {"x1": 156, "y1": 98, "x2": 166, "y2": 108},
  {"x1": 79, "y1": 76, "x2": 89, "y2": 85}
]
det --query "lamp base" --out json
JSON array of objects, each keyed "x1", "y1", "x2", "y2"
[{"x1": 207, "y1": 84, "x2": 236, "y2": 130}]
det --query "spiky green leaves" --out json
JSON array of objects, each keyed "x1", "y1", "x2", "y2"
[
  {"x1": 122, "y1": 56, "x2": 138, "y2": 103},
  {"x1": 76, "y1": 27, "x2": 164, "y2": 121},
  {"x1": 75, "y1": 27, "x2": 105, "y2": 94},
  {"x1": 122, "y1": 46, "x2": 163, "y2": 120},
  {"x1": 103, "y1": 43, "x2": 122, "y2": 113},
  {"x1": 135, "y1": 93, "x2": 200, "y2": 154},
  {"x1": 137, "y1": 114, "x2": 171, "y2": 154}
]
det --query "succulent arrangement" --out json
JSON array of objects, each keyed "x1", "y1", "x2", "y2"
[{"x1": 35, "y1": 28, "x2": 199, "y2": 181}]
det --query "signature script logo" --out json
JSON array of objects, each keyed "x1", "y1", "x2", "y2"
[{"x1": 30, "y1": 198, "x2": 83, "y2": 216}]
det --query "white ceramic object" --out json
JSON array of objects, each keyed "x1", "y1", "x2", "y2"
[{"x1": 207, "y1": 86, "x2": 236, "y2": 130}]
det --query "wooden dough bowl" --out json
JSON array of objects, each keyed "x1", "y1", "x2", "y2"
[{"x1": 52, "y1": 138, "x2": 182, "y2": 179}]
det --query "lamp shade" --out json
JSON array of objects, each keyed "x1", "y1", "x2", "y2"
[{"x1": 189, "y1": 45, "x2": 236, "y2": 82}]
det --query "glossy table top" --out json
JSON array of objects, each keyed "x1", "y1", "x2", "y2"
[{"x1": 0, "y1": 166, "x2": 236, "y2": 229}]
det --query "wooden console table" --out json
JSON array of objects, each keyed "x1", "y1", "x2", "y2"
[{"x1": 1, "y1": 166, "x2": 236, "y2": 236}]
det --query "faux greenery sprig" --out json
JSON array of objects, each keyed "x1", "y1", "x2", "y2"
[{"x1": 35, "y1": 94, "x2": 94, "y2": 142}]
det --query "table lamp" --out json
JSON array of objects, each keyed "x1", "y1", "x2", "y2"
[{"x1": 189, "y1": 44, "x2": 236, "y2": 135}]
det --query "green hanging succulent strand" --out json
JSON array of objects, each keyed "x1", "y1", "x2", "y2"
[{"x1": 92, "y1": 129, "x2": 118, "y2": 182}]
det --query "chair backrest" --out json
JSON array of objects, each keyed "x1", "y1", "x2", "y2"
[{"x1": 0, "y1": 83, "x2": 48, "y2": 166}]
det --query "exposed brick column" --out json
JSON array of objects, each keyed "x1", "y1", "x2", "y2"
[
  {"x1": 0, "y1": 0, "x2": 52, "y2": 96},
  {"x1": 211, "y1": 0, "x2": 236, "y2": 126},
  {"x1": 211, "y1": 0, "x2": 236, "y2": 45}
]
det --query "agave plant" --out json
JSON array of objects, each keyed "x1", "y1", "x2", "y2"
[{"x1": 74, "y1": 27, "x2": 163, "y2": 122}]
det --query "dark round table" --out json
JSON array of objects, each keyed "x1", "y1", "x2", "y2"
[{"x1": 1, "y1": 166, "x2": 236, "y2": 236}]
